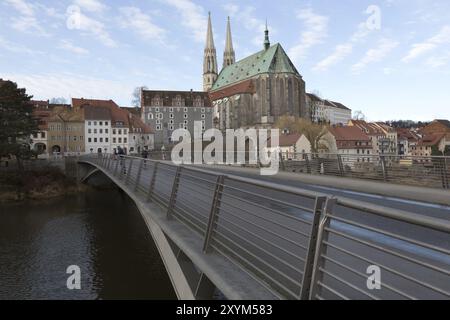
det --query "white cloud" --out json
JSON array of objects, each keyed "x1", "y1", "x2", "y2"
[
  {"x1": 425, "y1": 52, "x2": 450, "y2": 68},
  {"x1": 4, "y1": 73, "x2": 134, "y2": 105},
  {"x1": 0, "y1": 36, "x2": 43, "y2": 55},
  {"x1": 75, "y1": 12, "x2": 116, "y2": 47},
  {"x1": 402, "y1": 26, "x2": 450, "y2": 62},
  {"x1": 164, "y1": 0, "x2": 207, "y2": 43},
  {"x1": 59, "y1": 40, "x2": 89, "y2": 55},
  {"x1": 4, "y1": 0, "x2": 49, "y2": 36},
  {"x1": 314, "y1": 44, "x2": 353, "y2": 72},
  {"x1": 74, "y1": 0, "x2": 107, "y2": 13},
  {"x1": 4, "y1": 0, "x2": 34, "y2": 16},
  {"x1": 118, "y1": 7, "x2": 166, "y2": 42},
  {"x1": 288, "y1": 8, "x2": 328, "y2": 65},
  {"x1": 313, "y1": 23, "x2": 374, "y2": 72},
  {"x1": 351, "y1": 38, "x2": 399, "y2": 73}
]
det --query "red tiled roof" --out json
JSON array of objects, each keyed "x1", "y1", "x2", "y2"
[
  {"x1": 267, "y1": 133, "x2": 302, "y2": 147},
  {"x1": 417, "y1": 134, "x2": 445, "y2": 147},
  {"x1": 72, "y1": 98, "x2": 129, "y2": 127},
  {"x1": 329, "y1": 126, "x2": 371, "y2": 141},
  {"x1": 128, "y1": 113, "x2": 154, "y2": 134},
  {"x1": 209, "y1": 79, "x2": 255, "y2": 101},
  {"x1": 142, "y1": 90, "x2": 212, "y2": 108}
]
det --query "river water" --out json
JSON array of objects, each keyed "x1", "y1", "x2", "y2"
[{"x1": 0, "y1": 188, "x2": 176, "y2": 300}]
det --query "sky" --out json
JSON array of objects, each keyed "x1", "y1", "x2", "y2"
[{"x1": 0, "y1": 0, "x2": 449, "y2": 121}]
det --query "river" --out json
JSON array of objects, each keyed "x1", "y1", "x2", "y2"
[{"x1": 0, "y1": 188, "x2": 176, "y2": 300}]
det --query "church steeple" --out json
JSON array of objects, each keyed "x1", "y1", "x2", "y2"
[
  {"x1": 264, "y1": 20, "x2": 270, "y2": 50},
  {"x1": 203, "y1": 12, "x2": 218, "y2": 92},
  {"x1": 223, "y1": 16, "x2": 235, "y2": 69}
]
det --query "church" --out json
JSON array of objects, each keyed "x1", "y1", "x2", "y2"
[{"x1": 204, "y1": 13, "x2": 309, "y2": 131}]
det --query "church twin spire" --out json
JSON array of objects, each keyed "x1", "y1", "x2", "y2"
[
  {"x1": 223, "y1": 16, "x2": 235, "y2": 69},
  {"x1": 203, "y1": 12, "x2": 218, "y2": 92},
  {"x1": 203, "y1": 13, "x2": 236, "y2": 91}
]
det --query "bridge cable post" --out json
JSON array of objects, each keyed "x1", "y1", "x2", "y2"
[
  {"x1": 380, "y1": 155, "x2": 388, "y2": 182},
  {"x1": 167, "y1": 166, "x2": 183, "y2": 220},
  {"x1": 114, "y1": 156, "x2": 120, "y2": 176},
  {"x1": 125, "y1": 158, "x2": 134, "y2": 185},
  {"x1": 306, "y1": 154, "x2": 311, "y2": 174},
  {"x1": 299, "y1": 196, "x2": 327, "y2": 300},
  {"x1": 203, "y1": 175, "x2": 226, "y2": 254},
  {"x1": 147, "y1": 162, "x2": 159, "y2": 202},
  {"x1": 308, "y1": 197, "x2": 337, "y2": 300},
  {"x1": 337, "y1": 154, "x2": 344, "y2": 176},
  {"x1": 106, "y1": 154, "x2": 112, "y2": 170},
  {"x1": 134, "y1": 159, "x2": 144, "y2": 191},
  {"x1": 441, "y1": 157, "x2": 448, "y2": 189}
]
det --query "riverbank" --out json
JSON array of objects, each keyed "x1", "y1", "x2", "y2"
[{"x1": 0, "y1": 167, "x2": 87, "y2": 203}]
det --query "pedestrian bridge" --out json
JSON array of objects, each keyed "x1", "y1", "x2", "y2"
[{"x1": 77, "y1": 154, "x2": 450, "y2": 300}]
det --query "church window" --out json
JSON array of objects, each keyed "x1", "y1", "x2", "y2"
[{"x1": 148, "y1": 113, "x2": 154, "y2": 120}]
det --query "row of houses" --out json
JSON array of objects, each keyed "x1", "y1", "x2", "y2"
[
  {"x1": 272, "y1": 119, "x2": 450, "y2": 162},
  {"x1": 30, "y1": 98, "x2": 154, "y2": 156}
]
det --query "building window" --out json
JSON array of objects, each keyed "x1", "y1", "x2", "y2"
[
  {"x1": 169, "y1": 113, "x2": 174, "y2": 119},
  {"x1": 113, "y1": 138, "x2": 116, "y2": 143},
  {"x1": 94, "y1": 129, "x2": 97, "y2": 134},
  {"x1": 169, "y1": 125, "x2": 174, "y2": 130},
  {"x1": 155, "y1": 107, "x2": 160, "y2": 112},
  {"x1": 184, "y1": 107, "x2": 188, "y2": 113},
  {"x1": 88, "y1": 138, "x2": 92, "y2": 143},
  {"x1": 105, "y1": 122, "x2": 109, "y2": 126},
  {"x1": 113, "y1": 129, "x2": 116, "y2": 135},
  {"x1": 169, "y1": 107, "x2": 173, "y2": 112},
  {"x1": 124, "y1": 138, "x2": 127, "y2": 143},
  {"x1": 148, "y1": 113, "x2": 154, "y2": 120},
  {"x1": 118, "y1": 129, "x2": 122, "y2": 135},
  {"x1": 118, "y1": 138, "x2": 122, "y2": 143},
  {"x1": 94, "y1": 121, "x2": 97, "y2": 126},
  {"x1": 106, "y1": 138, "x2": 109, "y2": 143},
  {"x1": 100, "y1": 129, "x2": 103, "y2": 134},
  {"x1": 201, "y1": 108, "x2": 205, "y2": 113},
  {"x1": 100, "y1": 138, "x2": 103, "y2": 143},
  {"x1": 201, "y1": 114, "x2": 206, "y2": 119},
  {"x1": 156, "y1": 125, "x2": 161, "y2": 131},
  {"x1": 184, "y1": 114, "x2": 188, "y2": 119},
  {"x1": 99, "y1": 121, "x2": 103, "y2": 126},
  {"x1": 105, "y1": 129, "x2": 109, "y2": 134},
  {"x1": 88, "y1": 121, "x2": 91, "y2": 126},
  {"x1": 94, "y1": 138, "x2": 97, "y2": 143}
]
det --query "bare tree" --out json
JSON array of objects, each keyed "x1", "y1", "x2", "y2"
[
  {"x1": 49, "y1": 97, "x2": 67, "y2": 104},
  {"x1": 275, "y1": 116, "x2": 329, "y2": 153},
  {"x1": 353, "y1": 110, "x2": 366, "y2": 121},
  {"x1": 131, "y1": 86, "x2": 148, "y2": 107}
]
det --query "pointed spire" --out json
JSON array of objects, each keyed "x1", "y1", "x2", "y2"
[
  {"x1": 223, "y1": 16, "x2": 236, "y2": 68},
  {"x1": 205, "y1": 11, "x2": 215, "y2": 49},
  {"x1": 264, "y1": 19, "x2": 270, "y2": 50},
  {"x1": 203, "y1": 11, "x2": 218, "y2": 92}
]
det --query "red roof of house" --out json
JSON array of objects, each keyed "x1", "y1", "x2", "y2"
[
  {"x1": 267, "y1": 133, "x2": 302, "y2": 147},
  {"x1": 328, "y1": 126, "x2": 371, "y2": 141},
  {"x1": 417, "y1": 134, "x2": 445, "y2": 147},
  {"x1": 128, "y1": 113, "x2": 154, "y2": 134},
  {"x1": 209, "y1": 79, "x2": 255, "y2": 101},
  {"x1": 72, "y1": 98, "x2": 129, "y2": 127}
]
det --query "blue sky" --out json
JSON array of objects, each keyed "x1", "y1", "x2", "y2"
[{"x1": 1, "y1": 0, "x2": 449, "y2": 121}]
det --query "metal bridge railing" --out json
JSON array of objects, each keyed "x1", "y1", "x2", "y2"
[
  {"x1": 280, "y1": 153, "x2": 450, "y2": 189},
  {"x1": 80, "y1": 153, "x2": 450, "y2": 300}
]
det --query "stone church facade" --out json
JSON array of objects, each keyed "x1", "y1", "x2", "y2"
[{"x1": 203, "y1": 16, "x2": 308, "y2": 131}]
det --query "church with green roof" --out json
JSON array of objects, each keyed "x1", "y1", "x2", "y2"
[{"x1": 203, "y1": 14, "x2": 308, "y2": 130}]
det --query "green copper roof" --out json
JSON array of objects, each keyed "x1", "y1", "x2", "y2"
[{"x1": 211, "y1": 43, "x2": 300, "y2": 91}]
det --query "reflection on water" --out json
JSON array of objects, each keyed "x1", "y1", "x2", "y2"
[{"x1": 0, "y1": 188, "x2": 176, "y2": 300}]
